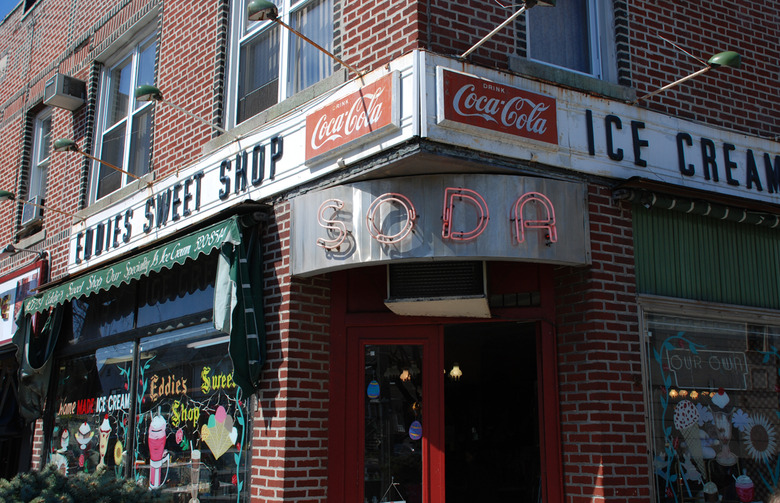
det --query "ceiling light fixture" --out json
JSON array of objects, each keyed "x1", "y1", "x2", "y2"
[
  {"x1": 134, "y1": 85, "x2": 241, "y2": 142},
  {"x1": 633, "y1": 51, "x2": 741, "y2": 104},
  {"x1": 0, "y1": 189, "x2": 85, "y2": 223},
  {"x1": 449, "y1": 363, "x2": 463, "y2": 381},
  {"x1": 53, "y1": 139, "x2": 153, "y2": 188},
  {"x1": 459, "y1": 0, "x2": 556, "y2": 60},
  {"x1": 247, "y1": 0, "x2": 363, "y2": 82}
]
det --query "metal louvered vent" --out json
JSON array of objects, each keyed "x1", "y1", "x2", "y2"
[
  {"x1": 385, "y1": 262, "x2": 490, "y2": 318},
  {"x1": 388, "y1": 262, "x2": 485, "y2": 298}
]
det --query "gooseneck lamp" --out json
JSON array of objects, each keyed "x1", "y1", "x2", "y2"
[
  {"x1": 459, "y1": 0, "x2": 556, "y2": 60},
  {"x1": 247, "y1": 0, "x2": 363, "y2": 81},
  {"x1": 53, "y1": 138, "x2": 152, "y2": 188},
  {"x1": 0, "y1": 189, "x2": 85, "y2": 222},
  {"x1": 633, "y1": 51, "x2": 741, "y2": 104},
  {"x1": 0, "y1": 243, "x2": 45, "y2": 260}
]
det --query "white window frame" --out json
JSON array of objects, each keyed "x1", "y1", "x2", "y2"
[
  {"x1": 226, "y1": 0, "x2": 333, "y2": 127},
  {"x1": 28, "y1": 107, "x2": 52, "y2": 205},
  {"x1": 525, "y1": 0, "x2": 617, "y2": 82},
  {"x1": 90, "y1": 29, "x2": 156, "y2": 203}
]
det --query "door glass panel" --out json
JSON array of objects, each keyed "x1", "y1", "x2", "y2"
[{"x1": 364, "y1": 344, "x2": 423, "y2": 503}]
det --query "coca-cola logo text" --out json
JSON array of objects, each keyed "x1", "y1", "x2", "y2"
[
  {"x1": 310, "y1": 86, "x2": 385, "y2": 151},
  {"x1": 306, "y1": 73, "x2": 396, "y2": 161},
  {"x1": 442, "y1": 69, "x2": 558, "y2": 145}
]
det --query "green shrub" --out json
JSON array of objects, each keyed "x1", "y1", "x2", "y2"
[{"x1": 0, "y1": 464, "x2": 171, "y2": 503}]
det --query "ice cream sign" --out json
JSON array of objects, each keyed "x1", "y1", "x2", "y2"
[{"x1": 664, "y1": 348, "x2": 749, "y2": 390}]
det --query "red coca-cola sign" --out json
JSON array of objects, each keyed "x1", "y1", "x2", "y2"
[
  {"x1": 306, "y1": 73, "x2": 397, "y2": 162},
  {"x1": 440, "y1": 69, "x2": 558, "y2": 145}
]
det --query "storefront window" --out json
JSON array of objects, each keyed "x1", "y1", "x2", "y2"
[
  {"x1": 135, "y1": 326, "x2": 247, "y2": 499},
  {"x1": 46, "y1": 253, "x2": 247, "y2": 501},
  {"x1": 49, "y1": 342, "x2": 134, "y2": 476},
  {"x1": 647, "y1": 313, "x2": 780, "y2": 503}
]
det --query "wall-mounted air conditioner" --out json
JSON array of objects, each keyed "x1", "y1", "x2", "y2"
[
  {"x1": 384, "y1": 261, "x2": 491, "y2": 318},
  {"x1": 20, "y1": 196, "x2": 43, "y2": 226},
  {"x1": 43, "y1": 73, "x2": 86, "y2": 111}
]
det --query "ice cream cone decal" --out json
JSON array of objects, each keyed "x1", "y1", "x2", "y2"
[
  {"x1": 674, "y1": 400, "x2": 705, "y2": 474},
  {"x1": 98, "y1": 415, "x2": 111, "y2": 467},
  {"x1": 201, "y1": 406, "x2": 237, "y2": 460},
  {"x1": 75, "y1": 421, "x2": 94, "y2": 450}
]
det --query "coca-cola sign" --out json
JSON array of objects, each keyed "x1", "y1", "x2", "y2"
[
  {"x1": 438, "y1": 68, "x2": 558, "y2": 145},
  {"x1": 306, "y1": 72, "x2": 400, "y2": 164}
]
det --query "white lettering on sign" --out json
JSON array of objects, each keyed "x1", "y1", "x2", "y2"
[
  {"x1": 305, "y1": 72, "x2": 398, "y2": 162},
  {"x1": 452, "y1": 84, "x2": 550, "y2": 136},
  {"x1": 311, "y1": 86, "x2": 386, "y2": 151}
]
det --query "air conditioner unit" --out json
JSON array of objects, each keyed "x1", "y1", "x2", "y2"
[
  {"x1": 43, "y1": 73, "x2": 86, "y2": 111},
  {"x1": 384, "y1": 261, "x2": 491, "y2": 318},
  {"x1": 21, "y1": 196, "x2": 43, "y2": 226}
]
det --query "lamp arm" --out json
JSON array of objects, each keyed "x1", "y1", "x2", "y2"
[
  {"x1": 459, "y1": 5, "x2": 528, "y2": 60},
  {"x1": 633, "y1": 65, "x2": 711, "y2": 104},
  {"x1": 25, "y1": 199, "x2": 85, "y2": 223},
  {"x1": 159, "y1": 99, "x2": 239, "y2": 140},
  {"x1": 81, "y1": 151, "x2": 147, "y2": 184},
  {"x1": 273, "y1": 17, "x2": 363, "y2": 83}
]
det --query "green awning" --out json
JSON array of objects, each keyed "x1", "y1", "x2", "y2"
[
  {"x1": 23, "y1": 216, "x2": 242, "y2": 315},
  {"x1": 14, "y1": 215, "x2": 266, "y2": 420}
]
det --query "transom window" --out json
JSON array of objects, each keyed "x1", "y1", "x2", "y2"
[
  {"x1": 229, "y1": 0, "x2": 333, "y2": 125},
  {"x1": 92, "y1": 33, "x2": 156, "y2": 202}
]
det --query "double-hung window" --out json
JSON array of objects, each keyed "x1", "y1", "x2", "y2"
[
  {"x1": 525, "y1": 0, "x2": 615, "y2": 81},
  {"x1": 23, "y1": 108, "x2": 52, "y2": 225},
  {"x1": 92, "y1": 33, "x2": 156, "y2": 202},
  {"x1": 30, "y1": 108, "x2": 52, "y2": 200},
  {"x1": 229, "y1": 0, "x2": 333, "y2": 125}
]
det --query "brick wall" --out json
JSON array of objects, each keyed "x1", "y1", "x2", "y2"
[
  {"x1": 554, "y1": 184, "x2": 647, "y2": 503},
  {"x1": 252, "y1": 201, "x2": 331, "y2": 502},
  {"x1": 341, "y1": 0, "x2": 425, "y2": 71},
  {"x1": 629, "y1": 0, "x2": 779, "y2": 138}
]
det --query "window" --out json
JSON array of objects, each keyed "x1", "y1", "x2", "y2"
[
  {"x1": 23, "y1": 108, "x2": 52, "y2": 225},
  {"x1": 229, "y1": 0, "x2": 333, "y2": 125},
  {"x1": 92, "y1": 34, "x2": 156, "y2": 201},
  {"x1": 30, "y1": 108, "x2": 52, "y2": 200},
  {"x1": 525, "y1": 0, "x2": 613, "y2": 80},
  {"x1": 646, "y1": 310, "x2": 780, "y2": 503},
  {"x1": 46, "y1": 255, "x2": 248, "y2": 501}
]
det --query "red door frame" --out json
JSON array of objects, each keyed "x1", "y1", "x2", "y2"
[
  {"x1": 327, "y1": 267, "x2": 563, "y2": 503},
  {"x1": 345, "y1": 326, "x2": 444, "y2": 503}
]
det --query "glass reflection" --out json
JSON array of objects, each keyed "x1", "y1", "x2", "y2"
[
  {"x1": 648, "y1": 314, "x2": 780, "y2": 503},
  {"x1": 364, "y1": 344, "x2": 423, "y2": 503}
]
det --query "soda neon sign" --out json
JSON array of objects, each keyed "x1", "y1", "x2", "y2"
[{"x1": 315, "y1": 187, "x2": 557, "y2": 251}]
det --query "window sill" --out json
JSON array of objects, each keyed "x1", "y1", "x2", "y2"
[
  {"x1": 78, "y1": 173, "x2": 156, "y2": 220},
  {"x1": 203, "y1": 68, "x2": 349, "y2": 154},
  {"x1": 508, "y1": 56, "x2": 636, "y2": 102}
]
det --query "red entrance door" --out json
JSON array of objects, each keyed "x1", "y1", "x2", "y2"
[{"x1": 343, "y1": 325, "x2": 445, "y2": 503}]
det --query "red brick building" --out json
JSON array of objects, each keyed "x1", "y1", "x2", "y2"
[{"x1": 0, "y1": 0, "x2": 778, "y2": 502}]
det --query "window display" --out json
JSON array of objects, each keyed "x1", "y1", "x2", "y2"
[
  {"x1": 49, "y1": 342, "x2": 134, "y2": 477},
  {"x1": 49, "y1": 326, "x2": 248, "y2": 501},
  {"x1": 45, "y1": 254, "x2": 248, "y2": 501},
  {"x1": 647, "y1": 313, "x2": 780, "y2": 503}
]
